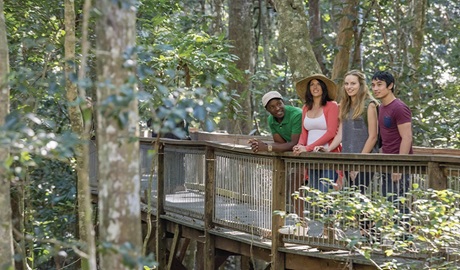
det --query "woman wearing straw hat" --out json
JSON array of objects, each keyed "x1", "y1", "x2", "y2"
[{"x1": 292, "y1": 73, "x2": 340, "y2": 193}]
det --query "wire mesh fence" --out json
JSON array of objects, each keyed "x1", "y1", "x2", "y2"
[
  {"x1": 213, "y1": 150, "x2": 273, "y2": 238},
  {"x1": 163, "y1": 145, "x2": 206, "y2": 219},
  {"x1": 282, "y1": 157, "x2": 429, "y2": 253}
]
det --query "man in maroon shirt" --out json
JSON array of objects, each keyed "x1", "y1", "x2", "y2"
[
  {"x1": 372, "y1": 71, "x2": 413, "y2": 155},
  {"x1": 371, "y1": 71, "x2": 413, "y2": 238}
]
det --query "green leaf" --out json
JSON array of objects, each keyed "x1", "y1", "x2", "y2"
[{"x1": 384, "y1": 249, "x2": 394, "y2": 257}]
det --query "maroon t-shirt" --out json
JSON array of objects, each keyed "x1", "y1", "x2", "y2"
[{"x1": 379, "y1": 99, "x2": 413, "y2": 154}]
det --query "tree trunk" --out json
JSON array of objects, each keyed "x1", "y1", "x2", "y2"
[
  {"x1": 209, "y1": 0, "x2": 224, "y2": 35},
  {"x1": 95, "y1": 1, "x2": 142, "y2": 269},
  {"x1": 404, "y1": 0, "x2": 427, "y2": 102},
  {"x1": 226, "y1": 0, "x2": 254, "y2": 134},
  {"x1": 64, "y1": 0, "x2": 97, "y2": 269},
  {"x1": 0, "y1": 0, "x2": 14, "y2": 267},
  {"x1": 331, "y1": 0, "x2": 358, "y2": 92},
  {"x1": 308, "y1": 0, "x2": 326, "y2": 74},
  {"x1": 375, "y1": 4, "x2": 394, "y2": 69},
  {"x1": 260, "y1": 0, "x2": 272, "y2": 71},
  {"x1": 273, "y1": 0, "x2": 321, "y2": 83},
  {"x1": 351, "y1": 0, "x2": 377, "y2": 70}
]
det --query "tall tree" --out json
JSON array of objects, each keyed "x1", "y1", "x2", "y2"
[
  {"x1": 227, "y1": 0, "x2": 254, "y2": 134},
  {"x1": 350, "y1": 0, "x2": 377, "y2": 70},
  {"x1": 273, "y1": 0, "x2": 321, "y2": 83},
  {"x1": 0, "y1": 0, "x2": 14, "y2": 267},
  {"x1": 372, "y1": 0, "x2": 428, "y2": 98},
  {"x1": 209, "y1": 0, "x2": 224, "y2": 35},
  {"x1": 308, "y1": 0, "x2": 326, "y2": 74},
  {"x1": 259, "y1": 0, "x2": 272, "y2": 71},
  {"x1": 95, "y1": 0, "x2": 142, "y2": 268},
  {"x1": 403, "y1": 0, "x2": 428, "y2": 102},
  {"x1": 331, "y1": 0, "x2": 358, "y2": 89},
  {"x1": 64, "y1": 0, "x2": 97, "y2": 268}
]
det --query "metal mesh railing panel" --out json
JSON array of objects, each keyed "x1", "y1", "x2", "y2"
[
  {"x1": 447, "y1": 166, "x2": 460, "y2": 192},
  {"x1": 139, "y1": 143, "x2": 158, "y2": 210},
  {"x1": 283, "y1": 158, "x2": 428, "y2": 254},
  {"x1": 213, "y1": 150, "x2": 273, "y2": 238},
  {"x1": 163, "y1": 146, "x2": 206, "y2": 219}
]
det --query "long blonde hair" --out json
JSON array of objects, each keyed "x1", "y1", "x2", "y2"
[{"x1": 339, "y1": 70, "x2": 377, "y2": 121}]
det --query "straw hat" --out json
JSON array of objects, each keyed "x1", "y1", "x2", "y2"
[{"x1": 295, "y1": 73, "x2": 337, "y2": 103}]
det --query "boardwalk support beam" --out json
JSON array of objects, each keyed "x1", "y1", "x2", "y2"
[
  {"x1": 156, "y1": 144, "x2": 167, "y2": 268},
  {"x1": 271, "y1": 155, "x2": 286, "y2": 269},
  {"x1": 204, "y1": 146, "x2": 216, "y2": 270}
]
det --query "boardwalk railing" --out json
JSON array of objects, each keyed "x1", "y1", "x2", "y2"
[
  {"x1": 213, "y1": 148, "x2": 273, "y2": 237},
  {"x1": 90, "y1": 135, "x2": 460, "y2": 267}
]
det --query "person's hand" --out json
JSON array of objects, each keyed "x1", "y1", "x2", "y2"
[
  {"x1": 313, "y1": 146, "x2": 328, "y2": 152},
  {"x1": 247, "y1": 138, "x2": 258, "y2": 152},
  {"x1": 292, "y1": 145, "x2": 306, "y2": 156},
  {"x1": 349, "y1": 171, "x2": 359, "y2": 181},
  {"x1": 333, "y1": 176, "x2": 343, "y2": 191},
  {"x1": 247, "y1": 138, "x2": 266, "y2": 153},
  {"x1": 392, "y1": 173, "x2": 402, "y2": 182}
]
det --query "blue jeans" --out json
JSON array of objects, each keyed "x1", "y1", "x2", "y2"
[
  {"x1": 346, "y1": 171, "x2": 373, "y2": 195},
  {"x1": 346, "y1": 171, "x2": 374, "y2": 230},
  {"x1": 381, "y1": 173, "x2": 411, "y2": 215},
  {"x1": 309, "y1": 169, "x2": 338, "y2": 193},
  {"x1": 308, "y1": 169, "x2": 338, "y2": 218}
]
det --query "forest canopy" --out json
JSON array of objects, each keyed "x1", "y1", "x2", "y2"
[{"x1": 3, "y1": 0, "x2": 460, "y2": 148}]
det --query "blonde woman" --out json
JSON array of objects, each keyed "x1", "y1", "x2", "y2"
[
  {"x1": 340, "y1": 69, "x2": 379, "y2": 154},
  {"x1": 317, "y1": 70, "x2": 379, "y2": 186},
  {"x1": 317, "y1": 70, "x2": 379, "y2": 238}
]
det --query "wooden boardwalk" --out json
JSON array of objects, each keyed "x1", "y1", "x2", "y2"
[{"x1": 90, "y1": 133, "x2": 460, "y2": 269}]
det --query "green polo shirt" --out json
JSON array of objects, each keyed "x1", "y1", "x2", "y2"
[{"x1": 268, "y1": 105, "x2": 302, "y2": 142}]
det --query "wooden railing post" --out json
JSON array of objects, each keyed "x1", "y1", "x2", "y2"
[
  {"x1": 204, "y1": 146, "x2": 216, "y2": 270},
  {"x1": 427, "y1": 161, "x2": 447, "y2": 190},
  {"x1": 271, "y1": 155, "x2": 286, "y2": 269},
  {"x1": 155, "y1": 143, "x2": 167, "y2": 268}
]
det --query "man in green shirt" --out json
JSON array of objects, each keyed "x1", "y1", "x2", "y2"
[
  {"x1": 248, "y1": 91, "x2": 302, "y2": 152},
  {"x1": 249, "y1": 91, "x2": 306, "y2": 235}
]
